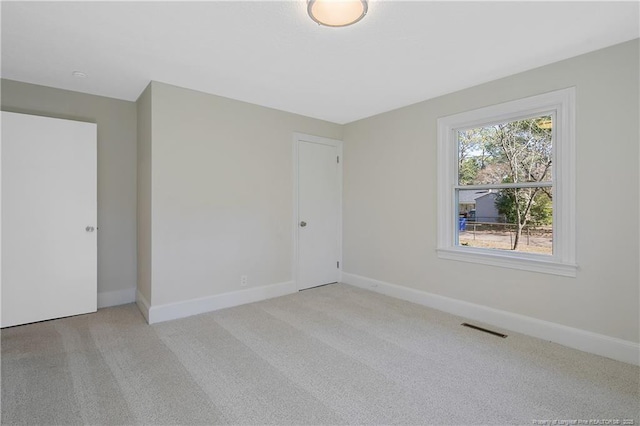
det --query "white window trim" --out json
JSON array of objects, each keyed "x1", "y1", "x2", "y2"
[{"x1": 436, "y1": 88, "x2": 577, "y2": 277}]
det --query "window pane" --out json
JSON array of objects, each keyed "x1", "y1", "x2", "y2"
[
  {"x1": 457, "y1": 115, "x2": 553, "y2": 186},
  {"x1": 457, "y1": 187, "x2": 553, "y2": 255}
]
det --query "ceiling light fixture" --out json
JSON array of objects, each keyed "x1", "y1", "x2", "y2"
[
  {"x1": 72, "y1": 71, "x2": 87, "y2": 78},
  {"x1": 307, "y1": 0, "x2": 368, "y2": 27}
]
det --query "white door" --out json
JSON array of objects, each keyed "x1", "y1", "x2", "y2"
[
  {"x1": 1, "y1": 112, "x2": 97, "y2": 328},
  {"x1": 295, "y1": 134, "x2": 341, "y2": 290}
]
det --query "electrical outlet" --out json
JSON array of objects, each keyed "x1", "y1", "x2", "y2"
[{"x1": 240, "y1": 275, "x2": 248, "y2": 287}]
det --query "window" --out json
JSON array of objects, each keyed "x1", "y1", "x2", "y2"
[{"x1": 437, "y1": 88, "x2": 576, "y2": 276}]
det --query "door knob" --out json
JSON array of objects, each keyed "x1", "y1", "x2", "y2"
[
  {"x1": 300, "y1": 221, "x2": 307, "y2": 227},
  {"x1": 85, "y1": 226, "x2": 95, "y2": 232}
]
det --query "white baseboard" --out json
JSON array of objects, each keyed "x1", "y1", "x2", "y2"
[
  {"x1": 341, "y1": 272, "x2": 639, "y2": 366},
  {"x1": 97, "y1": 287, "x2": 136, "y2": 308},
  {"x1": 144, "y1": 281, "x2": 296, "y2": 325}
]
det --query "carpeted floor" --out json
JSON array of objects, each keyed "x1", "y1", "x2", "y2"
[{"x1": 2, "y1": 283, "x2": 638, "y2": 425}]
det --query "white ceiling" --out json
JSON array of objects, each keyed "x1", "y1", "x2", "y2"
[{"x1": 2, "y1": 1, "x2": 638, "y2": 124}]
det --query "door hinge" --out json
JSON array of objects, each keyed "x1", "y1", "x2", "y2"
[
  {"x1": 337, "y1": 156, "x2": 340, "y2": 164},
  {"x1": 337, "y1": 261, "x2": 340, "y2": 268}
]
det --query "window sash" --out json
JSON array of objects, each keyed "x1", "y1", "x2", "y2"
[
  {"x1": 454, "y1": 185, "x2": 554, "y2": 254},
  {"x1": 454, "y1": 182, "x2": 552, "y2": 191},
  {"x1": 456, "y1": 111, "x2": 556, "y2": 187}
]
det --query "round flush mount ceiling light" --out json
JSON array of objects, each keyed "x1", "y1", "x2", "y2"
[
  {"x1": 72, "y1": 71, "x2": 87, "y2": 78},
  {"x1": 307, "y1": 0, "x2": 368, "y2": 27}
]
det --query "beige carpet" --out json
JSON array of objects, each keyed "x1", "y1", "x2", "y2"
[{"x1": 2, "y1": 284, "x2": 638, "y2": 425}]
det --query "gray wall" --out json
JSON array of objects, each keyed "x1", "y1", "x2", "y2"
[
  {"x1": 142, "y1": 82, "x2": 342, "y2": 306},
  {"x1": 136, "y1": 84, "x2": 152, "y2": 306},
  {"x1": 1, "y1": 79, "x2": 138, "y2": 306},
  {"x1": 342, "y1": 39, "x2": 639, "y2": 342}
]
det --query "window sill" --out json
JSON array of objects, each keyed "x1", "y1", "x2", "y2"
[{"x1": 437, "y1": 247, "x2": 577, "y2": 277}]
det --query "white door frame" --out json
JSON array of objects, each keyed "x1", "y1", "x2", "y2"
[{"x1": 292, "y1": 133, "x2": 343, "y2": 291}]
